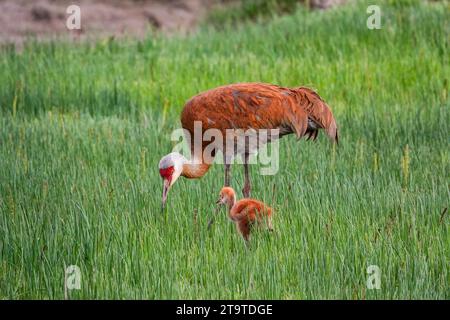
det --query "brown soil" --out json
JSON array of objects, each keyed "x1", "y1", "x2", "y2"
[
  {"x1": 0, "y1": 0, "x2": 212, "y2": 44},
  {"x1": 0, "y1": 0, "x2": 345, "y2": 45}
]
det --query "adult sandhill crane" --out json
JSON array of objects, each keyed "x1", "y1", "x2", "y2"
[{"x1": 159, "y1": 82, "x2": 338, "y2": 210}]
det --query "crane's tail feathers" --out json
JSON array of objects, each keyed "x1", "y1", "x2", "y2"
[
  {"x1": 295, "y1": 87, "x2": 338, "y2": 144},
  {"x1": 306, "y1": 129, "x2": 319, "y2": 141},
  {"x1": 287, "y1": 109, "x2": 308, "y2": 141}
]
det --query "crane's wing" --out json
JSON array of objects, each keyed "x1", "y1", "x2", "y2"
[
  {"x1": 226, "y1": 84, "x2": 337, "y2": 143},
  {"x1": 181, "y1": 83, "x2": 338, "y2": 144},
  {"x1": 295, "y1": 87, "x2": 339, "y2": 143},
  {"x1": 283, "y1": 98, "x2": 309, "y2": 139}
]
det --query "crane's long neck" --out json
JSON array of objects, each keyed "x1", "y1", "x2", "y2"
[
  {"x1": 226, "y1": 194, "x2": 239, "y2": 221},
  {"x1": 181, "y1": 159, "x2": 211, "y2": 179},
  {"x1": 227, "y1": 193, "x2": 236, "y2": 212}
]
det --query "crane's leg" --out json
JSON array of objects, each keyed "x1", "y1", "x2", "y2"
[
  {"x1": 224, "y1": 153, "x2": 231, "y2": 187},
  {"x1": 242, "y1": 153, "x2": 251, "y2": 197},
  {"x1": 224, "y1": 163, "x2": 231, "y2": 187}
]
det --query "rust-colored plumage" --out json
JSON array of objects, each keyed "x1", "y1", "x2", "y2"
[
  {"x1": 217, "y1": 187, "x2": 273, "y2": 242},
  {"x1": 181, "y1": 82, "x2": 338, "y2": 144},
  {"x1": 159, "y1": 82, "x2": 338, "y2": 209}
]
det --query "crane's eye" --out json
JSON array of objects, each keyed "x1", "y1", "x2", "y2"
[{"x1": 159, "y1": 166, "x2": 174, "y2": 179}]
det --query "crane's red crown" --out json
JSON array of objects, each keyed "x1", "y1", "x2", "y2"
[{"x1": 159, "y1": 166, "x2": 174, "y2": 179}]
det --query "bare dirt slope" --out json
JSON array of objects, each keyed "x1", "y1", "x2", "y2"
[
  {"x1": 0, "y1": 0, "x2": 211, "y2": 44},
  {"x1": 0, "y1": 0, "x2": 345, "y2": 45}
]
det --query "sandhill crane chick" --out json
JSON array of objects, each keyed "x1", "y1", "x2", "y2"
[{"x1": 216, "y1": 187, "x2": 273, "y2": 242}]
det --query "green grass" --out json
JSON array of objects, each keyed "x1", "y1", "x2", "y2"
[{"x1": 0, "y1": 1, "x2": 449, "y2": 299}]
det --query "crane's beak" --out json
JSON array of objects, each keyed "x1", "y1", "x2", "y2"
[{"x1": 161, "y1": 179, "x2": 170, "y2": 212}]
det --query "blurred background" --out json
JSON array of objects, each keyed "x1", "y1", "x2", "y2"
[{"x1": 0, "y1": 0, "x2": 347, "y2": 44}]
